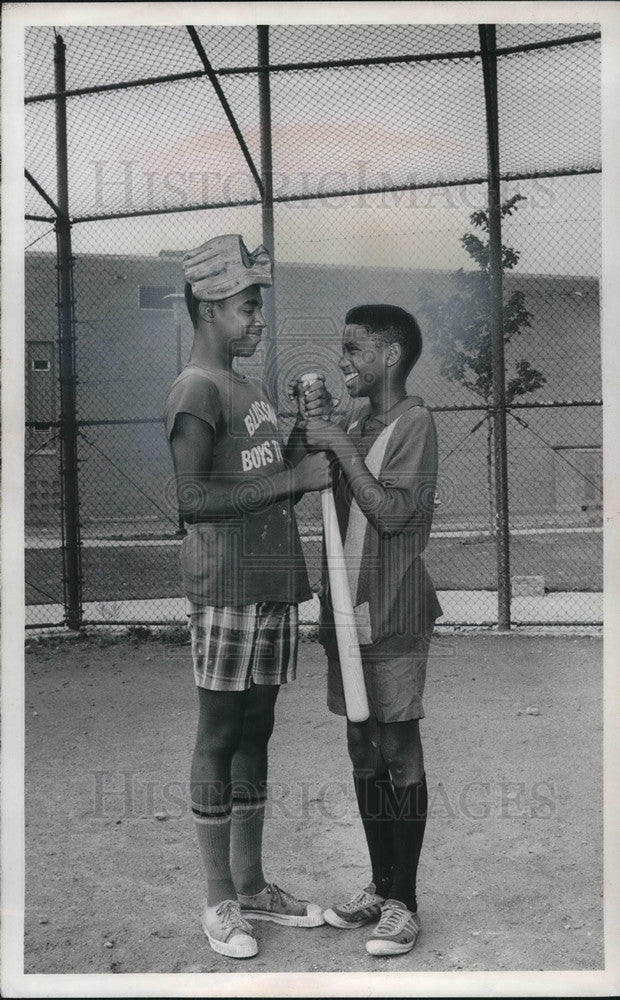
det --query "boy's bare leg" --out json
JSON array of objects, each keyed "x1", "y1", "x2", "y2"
[
  {"x1": 191, "y1": 688, "x2": 246, "y2": 906},
  {"x1": 225, "y1": 683, "x2": 324, "y2": 928},
  {"x1": 230, "y1": 684, "x2": 279, "y2": 895},
  {"x1": 191, "y1": 685, "x2": 279, "y2": 903}
]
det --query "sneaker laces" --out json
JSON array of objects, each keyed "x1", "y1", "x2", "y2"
[
  {"x1": 340, "y1": 886, "x2": 379, "y2": 913},
  {"x1": 264, "y1": 883, "x2": 300, "y2": 908},
  {"x1": 215, "y1": 899, "x2": 252, "y2": 936},
  {"x1": 376, "y1": 902, "x2": 408, "y2": 935}
]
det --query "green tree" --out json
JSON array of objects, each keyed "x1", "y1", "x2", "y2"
[{"x1": 419, "y1": 194, "x2": 546, "y2": 532}]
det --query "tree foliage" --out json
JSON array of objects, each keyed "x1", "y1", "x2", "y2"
[{"x1": 420, "y1": 194, "x2": 546, "y2": 404}]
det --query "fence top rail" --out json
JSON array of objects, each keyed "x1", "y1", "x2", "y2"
[
  {"x1": 24, "y1": 30, "x2": 600, "y2": 105},
  {"x1": 63, "y1": 166, "x2": 601, "y2": 226},
  {"x1": 215, "y1": 31, "x2": 602, "y2": 74}
]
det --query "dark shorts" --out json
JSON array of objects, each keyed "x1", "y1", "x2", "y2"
[
  {"x1": 186, "y1": 600, "x2": 298, "y2": 691},
  {"x1": 327, "y1": 631, "x2": 432, "y2": 723}
]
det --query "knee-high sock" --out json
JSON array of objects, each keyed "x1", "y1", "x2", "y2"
[
  {"x1": 353, "y1": 771, "x2": 395, "y2": 897},
  {"x1": 230, "y1": 792, "x2": 268, "y2": 896},
  {"x1": 192, "y1": 799, "x2": 236, "y2": 907},
  {"x1": 388, "y1": 775, "x2": 428, "y2": 913}
]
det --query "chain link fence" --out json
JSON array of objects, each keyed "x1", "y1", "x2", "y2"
[{"x1": 24, "y1": 22, "x2": 602, "y2": 629}]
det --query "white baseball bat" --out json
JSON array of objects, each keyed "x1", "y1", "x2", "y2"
[{"x1": 292, "y1": 374, "x2": 369, "y2": 723}]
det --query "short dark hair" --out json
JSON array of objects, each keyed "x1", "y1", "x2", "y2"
[
  {"x1": 345, "y1": 303, "x2": 422, "y2": 373},
  {"x1": 184, "y1": 281, "x2": 202, "y2": 328}
]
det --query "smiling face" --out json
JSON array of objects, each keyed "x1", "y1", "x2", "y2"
[
  {"x1": 339, "y1": 323, "x2": 392, "y2": 398},
  {"x1": 204, "y1": 285, "x2": 266, "y2": 358}
]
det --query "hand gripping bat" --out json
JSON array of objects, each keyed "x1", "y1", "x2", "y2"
[{"x1": 290, "y1": 373, "x2": 369, "y2": 723}]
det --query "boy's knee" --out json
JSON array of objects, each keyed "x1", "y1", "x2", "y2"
[
  {"x1": 242, "y1": 714, "x2": 274, "y2": 749},
  {"x1": 378, "y1": 720, "x2": 423, "y2": 783},
  {"x1": 196, "y1": 716, "x2": 243, "y2": 759},
  {"x1": 241, "y1": 700, "x2": 276, "y2": 748},
  {"x1": 347, "y1": 720, "x2": 381, "y2": 772}
]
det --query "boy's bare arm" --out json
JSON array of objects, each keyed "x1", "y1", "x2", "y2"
[
  {"x1": 170, "y1": 412, "x2": 332, "y2": 523},
  {"x1": 282, "y1": 416, "x2": 308, "y2": 468}
]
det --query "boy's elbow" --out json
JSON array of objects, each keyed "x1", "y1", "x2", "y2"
[
  {"x1": 368, "y1": 489, "x2": 415, "y2": 536},
  {"x1": 177, "y1": 495, "x2": 198, "y2": 522}
]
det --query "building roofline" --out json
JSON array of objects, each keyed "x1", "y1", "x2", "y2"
[{"x1": 23, "y1": 250, "x2": 600, "y2": 282}]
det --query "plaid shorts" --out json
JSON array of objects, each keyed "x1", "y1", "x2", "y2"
[{"x1": 186, "y1": 600, "x2": 298, "y2": 691}]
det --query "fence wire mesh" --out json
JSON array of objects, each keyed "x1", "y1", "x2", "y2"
[{"x1": 24, "y1": 22, "x2": 602, "y2": 629}]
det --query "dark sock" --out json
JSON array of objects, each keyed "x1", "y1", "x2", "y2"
[
  {"x1": 388, "y1": 774, "x2": 428, "y2": 913},
  {"x1": 353, "y1": 771, "x2": 395, "y2": 897}
]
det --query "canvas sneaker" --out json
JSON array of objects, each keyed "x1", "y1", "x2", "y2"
[
  {"x1": 238, "y1": 882, "x2": 324, "y2": 927},
  {"x1": 323, "y1": 883, "x2": 385, "y2": 929},
  {"x1": 201, "y1": 898, "x2": 258, "y2": 958},
  {"x1": 365, "y1": 899, "x2": 421, "y2": 955}
]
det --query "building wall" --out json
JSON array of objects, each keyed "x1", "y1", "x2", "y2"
[{"x1": 25, "y1": 251, "x2": 601, "y2": 532}]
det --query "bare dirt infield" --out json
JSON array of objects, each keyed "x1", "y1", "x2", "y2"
[{"x1": 24, "y1": 630, "x2": 603, "y2": 976}]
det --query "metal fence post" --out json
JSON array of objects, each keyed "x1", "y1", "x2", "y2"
[
  {"x1": 55, "y1": 33, "x2": 83, "y2": 630},
  {"x1": 163, "y1": 293, "x2": 189, "y2": 536},
  {"x1": 479, "y1": 24, "x2": 511, "y2": 630},
  {"x1": 257, "y1": 25, "x2": 278, "y2": 408}
]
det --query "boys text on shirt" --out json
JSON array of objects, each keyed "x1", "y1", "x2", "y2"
[{"x1": 165, "y1": 365, "x2": 311, "y2": 607}]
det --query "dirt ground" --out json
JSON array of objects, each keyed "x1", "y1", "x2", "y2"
[{"x1": 24, "y1": 630, "x2": 603, "y2": 977}]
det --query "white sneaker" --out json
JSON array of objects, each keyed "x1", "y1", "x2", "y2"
[
  {"x1": 238, "y1": 882, "x2": 324, "y2": 927},
  {"x1": 201, "y1": 899, "x2": 258, "y2": 958},
  {"x1": 323, "y1": 883, "x2": 385, "y2": 929},
  {"x1": 365, "y1": 900, "x2": 421, "y2": 956}
]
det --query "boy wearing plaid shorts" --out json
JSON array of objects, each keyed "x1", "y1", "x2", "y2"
[
  {"x1": 165, "y1": 235, "x2": 331, "y2": 959},
  {"x1": 303, "y1": 304, "x2": 442, "y2": 956}
]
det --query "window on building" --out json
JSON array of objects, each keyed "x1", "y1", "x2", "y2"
[
  {"x1": 139, "y1": 285, "x2": 175, "y2": 310},
  {"x1": 26, "y1": 342, "x2": 57, "y2": 455}
]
